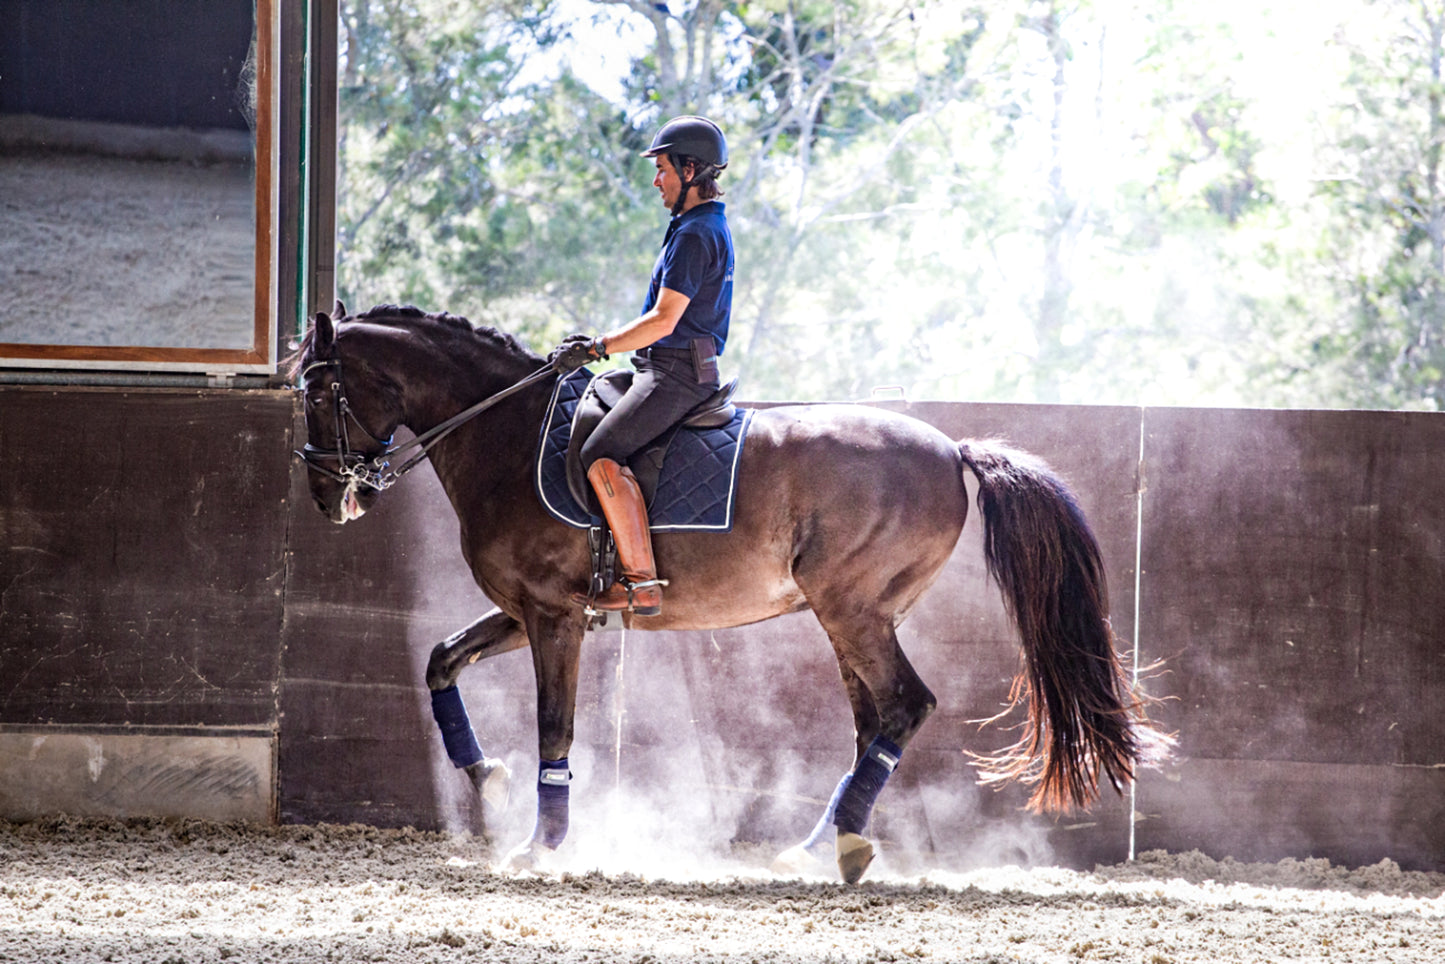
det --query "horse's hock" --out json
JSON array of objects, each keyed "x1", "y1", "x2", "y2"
[{"x1": 0, "y1": 387, "x2": 1442, "y2": 872}]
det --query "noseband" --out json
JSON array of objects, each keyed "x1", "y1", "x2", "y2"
[
  {"x1": 294, "y1": 356, "x2": 558, "y2": 494},
  {"x1": 295, "y1": 358, "x2": 398, "y2": 491}
]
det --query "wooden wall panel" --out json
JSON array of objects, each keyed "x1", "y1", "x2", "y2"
[
  {"x1": 278, "y1": 432, "x2": 451, "y2": 828},
  {"x1": 0, "y1": 389, "x2": 290, "y2": 730},
  {"x1": 1134, "y1": 407, "x2": 1445, "y2": 871},
  {"x1": 0, "y1": 731, "x2": 272, "y2": 823}
]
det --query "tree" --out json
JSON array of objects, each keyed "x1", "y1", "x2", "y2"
[
  {"x1": 1294, "y1": 0, "x2": 1445, "y2": 409},
  {"x1": 333, "y1": 0, "x2": 1437, "y2": 410},
  {"x1": 338, "y1": 0, "x2": 1002, "y2": 397},
  {"x1": 992, "y1": 0, "x2": 1294, "y2": 407},
  {"x1": 733, "y1": 1, "x2": 1002, "y2": 397},
  {"x1": 336, "y1": 0, "x2": 662, "y2": 347}
]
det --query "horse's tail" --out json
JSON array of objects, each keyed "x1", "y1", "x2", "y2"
[{"x1": 958, "y1": 439, "x2": 1171, "y2": 813}]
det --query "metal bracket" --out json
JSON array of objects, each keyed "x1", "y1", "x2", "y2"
[{"x1": 870, "y1": 385, "x2": 907, "y2": 403}]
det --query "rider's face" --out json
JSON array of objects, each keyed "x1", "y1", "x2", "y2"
[{"x1": 653, "y1": 154, "x2": 691, "y2": 209}]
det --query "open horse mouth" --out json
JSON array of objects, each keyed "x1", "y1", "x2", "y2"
[
  {"x1": 317, "y1": 480, "x2": 368, "y2": 524},
  {"x1": 340, "y1": 482, "x2": 366, "y2": 523}
]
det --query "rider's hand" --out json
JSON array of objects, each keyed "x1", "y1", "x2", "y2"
[{"x1": 549, "y1": 333, "x2": 606, "y2": 373}]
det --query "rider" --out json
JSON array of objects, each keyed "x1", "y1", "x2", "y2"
[{"x1": 549, "y1": 115, "x2": 734, "y2": 616}]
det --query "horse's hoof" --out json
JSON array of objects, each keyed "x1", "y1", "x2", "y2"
[
  {"x1": 836, "y1": 832, "x2": 874, "y2": 885},
  {"x1": 465, "y1": 758, "x2": 511, "y2": 812},
  {"x1": 502, "y1": 839, "x2": 553, "y2": 872},
  {"x1": 771, "y1": 843, "x2": 831, "y2": 877}
]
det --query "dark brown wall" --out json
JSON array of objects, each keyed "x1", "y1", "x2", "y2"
[
  {"x1": 0, "y1": 0, "x2": 255, "y2": 131},
  {"x1": 0, "y1": 389, "x2": 287, "y2": 732},
  {"x1": 1134, "y1": 408, "x2": 1445, "y2": 870},
  {"x1": 1, "y1": 387, "x2": 1440, "y2": 871}
]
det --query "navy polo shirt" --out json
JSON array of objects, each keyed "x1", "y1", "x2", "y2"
[{"x1": 644, "y1": 201, "x2": 733, "y2": 356}]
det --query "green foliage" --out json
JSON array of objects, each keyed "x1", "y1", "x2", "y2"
[
  {"x1": 333, "y1": 0, "x2": 1445, "y2": 410},
  {"x1": 1295, "y1": 0, "x2": 1445, "y2": 409},
  {"x1": 337, "y1": 0, "x2": 660, "y2": 350}
]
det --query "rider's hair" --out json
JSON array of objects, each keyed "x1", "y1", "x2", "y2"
[{"x1": 669, "y1": 152, "x2": 724, "y2": 215}]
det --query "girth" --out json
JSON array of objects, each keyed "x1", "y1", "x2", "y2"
[{"x1": 564, "y1": 369, "x2": 739, "y2": 514}]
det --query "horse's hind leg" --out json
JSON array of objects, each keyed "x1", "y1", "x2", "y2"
[
  {"x1": 816, "y1": 615, "x2": 937, "y2": 883},
  {"x1": 772, "y1": 661, "x2": 882, "y2": 874},
  {"x1": 425, "y1": 609, "x2": 529, "y2": 830}
]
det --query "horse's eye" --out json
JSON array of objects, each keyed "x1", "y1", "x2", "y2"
[{"x1": 306, "y1": 393, "x2": 325, "y2": 409}]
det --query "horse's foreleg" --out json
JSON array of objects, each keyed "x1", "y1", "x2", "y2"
[
  {"x1": 425, "y1": 608, "x2": 529, "y2": 690},
  {"x1": 425, "y1": 609, "x2": 529, "y2": 825},
  {"x1": 505, "y1": 609, "x2": 587, "y2": 869}
]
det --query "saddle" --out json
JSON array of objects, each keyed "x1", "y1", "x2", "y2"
[{"x1": 564, "y1": 369, "x2": 740, "y2": 515}]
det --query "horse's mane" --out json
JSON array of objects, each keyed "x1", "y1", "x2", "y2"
[
  {"x1": 352, "y1": 304, "x2": 537, "y2": 359},
  {"x1": 288, "y1": 303, "x2": 539, "y2": 380}
]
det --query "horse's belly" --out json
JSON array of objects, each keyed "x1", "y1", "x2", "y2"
[{"x1": 643, "y1": 533, "x2": 806, "y2": 631}]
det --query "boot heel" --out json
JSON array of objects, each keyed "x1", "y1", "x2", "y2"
[{"x1": 626, "y1": 578, "x2": 666, "y2": 615}]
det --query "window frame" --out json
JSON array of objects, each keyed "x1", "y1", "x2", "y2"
[{"x1": 0, "y1": 0, "x2": 283, "y2": 377}]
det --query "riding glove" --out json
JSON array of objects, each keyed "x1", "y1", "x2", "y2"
[{"x1": 549, "y1": 333, "x2": 607, "y2": 373}]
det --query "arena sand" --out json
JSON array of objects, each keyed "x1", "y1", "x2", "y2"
[
  {"x1": 1, "y1": 817, "x2": 1441, "y2": 964},
  {"x1": 0, "y1": 151, "x2": 254, "y2": 350}
]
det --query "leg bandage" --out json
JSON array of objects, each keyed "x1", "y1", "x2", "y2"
[
  {"x1": 802, "y1": 772, "x2": 853, "y2": 850},
  {"x1": 832, "y1": 736, "x2": 902, "y2": 836},
  {"x1": 429, "y1": 685, "x2": 484, "y2": 769},
  {"x1": 535, "y1": 758, "x2": 572, "y2": 849}
]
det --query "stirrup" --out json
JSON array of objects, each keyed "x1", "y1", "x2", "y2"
[
  {"x1": 622, "y1": 577, "x2": 668, "y2": 614},
  {"x1": 579, "y1": 576, "x2": 670, "y2": 616}
]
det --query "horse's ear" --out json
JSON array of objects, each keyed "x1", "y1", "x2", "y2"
[
  {"x1": 333, "y1": 299, "x2": 347, "y2": 319},
  {"x1": 312, "y1": 311, "x2": 336, "y2": 356}
]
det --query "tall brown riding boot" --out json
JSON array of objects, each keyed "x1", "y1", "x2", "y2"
[{"x1": 583, "y1": 458, "x2": 664, "y2": 615}]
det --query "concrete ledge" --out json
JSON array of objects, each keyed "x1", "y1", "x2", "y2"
[{"x1": 0, "y1": 730, "x2": 274, "y2": 823}]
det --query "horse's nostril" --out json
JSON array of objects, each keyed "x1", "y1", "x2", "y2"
[{"x1": 312, "y1": 493, "x2": 329, "y2": 514}]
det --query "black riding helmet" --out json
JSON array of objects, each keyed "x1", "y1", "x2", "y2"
[
  {"x1": 641, "y1": 115, "x2": 728, "y2": 169},
  {"x1": 643, "y1": 116, "x2": 728, "y2": 215}
]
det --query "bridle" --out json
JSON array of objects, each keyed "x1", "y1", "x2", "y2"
[{"x1": 294, "y1": 356, "x2": 557, "y2": 494}]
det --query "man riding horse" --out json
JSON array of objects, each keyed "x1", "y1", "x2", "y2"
[{"x1": 548, "y1": 115, "x2": 733, "y2": 617}]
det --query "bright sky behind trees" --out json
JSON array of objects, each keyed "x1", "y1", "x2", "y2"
[{"x1": 337, "y1": 0, "x2": 1445, "y2": 410}]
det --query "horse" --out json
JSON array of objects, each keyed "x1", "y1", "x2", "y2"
[{"x1": 294, "y1": 303, "x2": 1170, "y2": 883}]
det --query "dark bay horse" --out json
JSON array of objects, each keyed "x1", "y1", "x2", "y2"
[{"x1": 295, "y1": 303, "x2": 1169, "y2": 883}]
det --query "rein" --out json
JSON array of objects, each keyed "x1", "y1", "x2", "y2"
[{"x1": 295, "y1": 358, "x2": 557, "y2": 493}]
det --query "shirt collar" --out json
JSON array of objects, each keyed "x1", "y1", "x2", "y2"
[
  {"x1": 662, "y1": 201, "x2": 722, "y2": 246},
  {"x1": 671, "y1": 200, "x2": 723, "y2": 224}
]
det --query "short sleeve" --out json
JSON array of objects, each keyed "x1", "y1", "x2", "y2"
[{"x1": 657, "y1": 231, "x2": 711, "y2": 299}]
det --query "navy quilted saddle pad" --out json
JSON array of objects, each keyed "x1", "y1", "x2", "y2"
[{"x1": 533, "y1": 369, "x2": 754, "y2": 531}]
